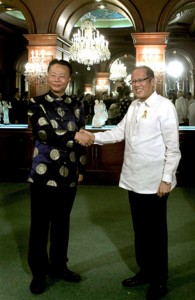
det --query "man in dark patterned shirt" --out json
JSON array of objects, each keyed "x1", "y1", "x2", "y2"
[
  {"x1": 27, "y1": 59, "x2": 88, "y2": 294},
  {"x1": 119, "y1": 89, "x2": 132, "y2": 120}
]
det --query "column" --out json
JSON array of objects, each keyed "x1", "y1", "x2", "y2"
[{"x1": 23, "y1": 34, "x2": 69, "y2": 97}]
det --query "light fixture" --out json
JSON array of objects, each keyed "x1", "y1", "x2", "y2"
[
  {"x1": 24, "y1": 50, "x2": 48, "y2": 86},
  {"x1": 96, "y1": 2, "x2": 107, "y2": 9},
  {"x1": 0, "y1": 1, "x2": 14, "y2": 11},
  {"x1": 166, "y1": 61, "x2": 183, "y2": 78},
  {"x1": 137, "y1": 47, "x2": 165, "y2": 82},
  {"x1": 109, "y1": 59, "x2": 127, "y2": 82},
  {"x1": 69, "y1": 13, "x2": 110, "y2": 70},
  {"x1": 96, "y1": 79, "x2": 109, "y2": 92}
]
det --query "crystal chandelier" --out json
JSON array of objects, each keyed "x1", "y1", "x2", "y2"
[
  {"x1": 69, "y1": 13, "x2": 111, "y2": 70},
  {"x1": 24, "y1": 50, "x2": 48, "y2": 85},
  {"x1": 109, "y1": 59, "x2": 127, "y2": 82}
]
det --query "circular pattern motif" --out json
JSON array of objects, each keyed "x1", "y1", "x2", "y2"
[
  {"x1": 47, "y1": 180, "x2": 57, "y2": 187},
  {"x1": 50, "y1": 149, "x2": 60, "y2": 160},
  {"x1": 38, "y1": 117, "x2": 49, "y2": 126},
  {"x1": 33, "y1": 147, "x2": 38, "y2": 158},
  {"x1": 66, "y1": 140, "x2": 74, "y2": 148},
  {"x1": 59, "y1": 166, "x2": 69, "y2": 177},
  {"x1": 70, "y1": 151, "x2": 76, "y2": 162},
  {"x1": 67, "y1": 121, "x2": 76, "y2": 131},
  {"x1": 38, "y1": 130, "x2": 47, "y2": 140},
  {"x1": 36, "y1": 163, "x2": 47, "y2": 175}
]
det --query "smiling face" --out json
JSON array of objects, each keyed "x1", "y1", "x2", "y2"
[
  {"x1": 131, "y1": 67, "x2": 156, "y2": 101},
  {"x1": 47, "y1": 63, "x2": 71, "y2": 97}
]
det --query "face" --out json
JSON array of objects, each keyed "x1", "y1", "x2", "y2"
[
  {"x1": 47, "y1": 63, "x2": 71, "y2": 96},
  {"x1": 131, "y1": 68, "x2": 156, "y2": 101}
]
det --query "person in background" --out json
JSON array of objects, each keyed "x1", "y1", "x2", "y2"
[
  {"x1": 175, "y1": 90, "x2": 188, "y2": 125},
  {"x1": 0, "y1": 92, "x2": 4, "y2": 123},
  {"x1": 107, "y1": 101, "x2": 120, "y2": 125},
  {"x1": 27, "y1": 59, "x2": 88, "y2": 295},
  {"x1": 119, "y1": 89, "x2": 132, "y2": 120},
  {"x1": 20, "y1": 91, "x2": 29, "y2": 124},
  {"x1": 0, "y1": 91, "x2": 12, "y2": 124},
  {"x1": 188, "y1": 101, "x2": 195, "y2": 125},
  {"x1": 9, "y1": 87, "x2": 21, "y2": 124},
  {"x1": 186, "y1": 92, "x2": 195, "y2": 124},
  {"x1": 186, "y1": 91, "x2": 195, "y2": 107},
  {"x1": 82, "y1": 93, "x2": 94, "y2": 124},
  {"x1": 2, "y1": 99, "x2": 12, "y2": 124},
  {"x1": 75, "y1": 66, "x2": 181, "y2": 300}
]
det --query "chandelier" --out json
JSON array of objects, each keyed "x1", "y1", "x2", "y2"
[
  {"x1": 24, "y1": 50, "x2": 48, "y2": 85},
  {"x1": 109, "y1": 59, "x2": 127, "y2": 82},
  {"x1": 69, "y1": 13, "x2": 110, "y2": 70}
]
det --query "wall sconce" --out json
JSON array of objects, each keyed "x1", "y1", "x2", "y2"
[
  {"x1": 84, "y1": 84, "x2": 93, "y2": 94},
  {"x1": 96, "y1": 79, "x2": 109, "y2": 92},
  {"x1": 24, "y1": 50, "x2": 50, "y2": 86},
  {"x1": 137, "y1": 47, "x2": 165, "y2": 82}
]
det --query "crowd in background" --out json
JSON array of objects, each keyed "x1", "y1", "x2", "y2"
[
  {"x1": 0, "y1": 88, "x2": 29, "y2": 124},
  {"x1": 80, "y1": 85, "x2": 195, "y2": 127},
  {"x1": 1, "y1": 85, "x2": 195, "y2": 127},
  {"x1": 168, "y1": 90, "x2": 195, "y2": 126},
  {"x1": 80, "y1": 84, "x2": 134, "y2": 126}
]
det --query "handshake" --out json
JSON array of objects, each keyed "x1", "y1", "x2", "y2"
[{"x1": 75, "y1": 129, "x2": 95, "y2": 147}]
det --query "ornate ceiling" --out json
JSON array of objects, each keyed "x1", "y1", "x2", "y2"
[
  {"x1": 166, "y1": 1, "x2": 195, "y2": 37},
  {"x1": 1, "y1": 1, "x2": 195, "y2": 37},
  {"x1": 0, "y1": 0, "x2": 195, "y2": 78}
]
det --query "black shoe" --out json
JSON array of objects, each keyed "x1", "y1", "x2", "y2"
[
  {"x1": 63, "y1": 267, "x2": 81, "y2": 282},
  {"x1": 146, "y1": 283, "x2": 167, "y2": 300},
  {"x1": 30, "y1": 277, "x2": 46, "y2": 294},
  {"x1": 49, "y1": 267, "x2": 81, "y2": 283},
  {"x1": 122, "y1": 274, "x2": 148, "y2": 287}
]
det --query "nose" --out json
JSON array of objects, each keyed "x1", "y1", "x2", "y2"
[{"x1": 54, "y1": 75, "x2": 60, "y2": 82}]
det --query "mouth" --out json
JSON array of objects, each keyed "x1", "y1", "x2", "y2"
[
  {"x1": 53, "y1": 85, "x2": 61, "y2": 88},
  {"x1": 134, "y1": 87, "x2": 143, "y2": 93}
]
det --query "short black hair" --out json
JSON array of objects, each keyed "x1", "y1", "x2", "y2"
[
  {"x1": 133, "y1": 65, "x2": 155, "y2": 79},
  {"x1": 48, "y1": 59, "x2": 72, "y2": 76}
]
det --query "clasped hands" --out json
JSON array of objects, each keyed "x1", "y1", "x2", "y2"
[{"x1": 75, "y1": 129, "x2": 95, "y2": 146}]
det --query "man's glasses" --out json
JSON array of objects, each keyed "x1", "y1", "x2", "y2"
[{"x1": 129, "y1": 77, "x2": 150, "y2": 85}]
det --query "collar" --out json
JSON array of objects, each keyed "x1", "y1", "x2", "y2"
[
  {"x1": 45, "y1": 91, "x2": 72, "y2": 104},
  {"x1": 138, "y1": 91, "x2": 157, "y2": 108}
]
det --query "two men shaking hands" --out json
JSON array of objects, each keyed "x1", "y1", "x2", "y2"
[{"x1": 75, "y1": 129, "x2": 95, "y2": 147}]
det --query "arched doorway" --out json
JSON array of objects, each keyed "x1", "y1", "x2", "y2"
[{"x1": 165, "y1": 49, "x2": 195, "y2": 98}]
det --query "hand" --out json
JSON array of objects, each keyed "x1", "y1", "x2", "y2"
[
  {"x1": 78, "y1": 174, "x2": 83, "y2": 184},
  {"x1": 157, "y1": 181, "x2": 171, "y2": 197},
  {"x1": 75, "y1": 130, "x2": 95, "y2": 146}
]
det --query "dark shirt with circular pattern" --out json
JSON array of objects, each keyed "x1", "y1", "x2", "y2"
[{"x1": 28, "y1": 91, "x2": 86, "y2": 188}]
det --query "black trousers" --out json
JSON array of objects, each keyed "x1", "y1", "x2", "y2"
[
  {"x1": 128, "y1": 191, "x2": 168, "y2": 284},
  {"x1": 28, "y1": 183, "x2": 77, "y2": 279}
]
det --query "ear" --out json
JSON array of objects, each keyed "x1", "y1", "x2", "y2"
[{"x1": 152, "y1": 77, "x2": 157, "y2": 87}]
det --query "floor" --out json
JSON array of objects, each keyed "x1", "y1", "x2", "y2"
[{"x1": 0, "y1": 183, "x2": 194, "y2": 300}]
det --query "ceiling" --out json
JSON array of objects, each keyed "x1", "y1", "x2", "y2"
[
  {"x1": 166, "y1": 1, "x2": 195, "y2": 37},
  {"x1": 73, "y1": 1, "x2": 195, "y2": 38},
  {"x1": 1, "y1": 1, "x2": 195, "y2": 36},
  {"x1": 75, "y1": 9, "x2": 133, "y2": 28},
  {"x1": 0, "y1": 0, "x2": 195, "y2": 76}
]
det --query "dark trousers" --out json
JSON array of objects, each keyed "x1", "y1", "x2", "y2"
[
  {"x1": 28, "y1": 183, "x2": 77, "y2": 279},
  {"x1": 128, "y1": 191, "x2": 168, "y2": 284}
]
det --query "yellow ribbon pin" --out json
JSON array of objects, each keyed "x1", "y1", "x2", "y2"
[{"x1": 142, "y1": 110, "x2": 147, "y2": 119}]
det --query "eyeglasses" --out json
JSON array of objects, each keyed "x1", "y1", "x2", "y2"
[{"x1": 129, "y1": 77, "x2": 150, "y2": 85}]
